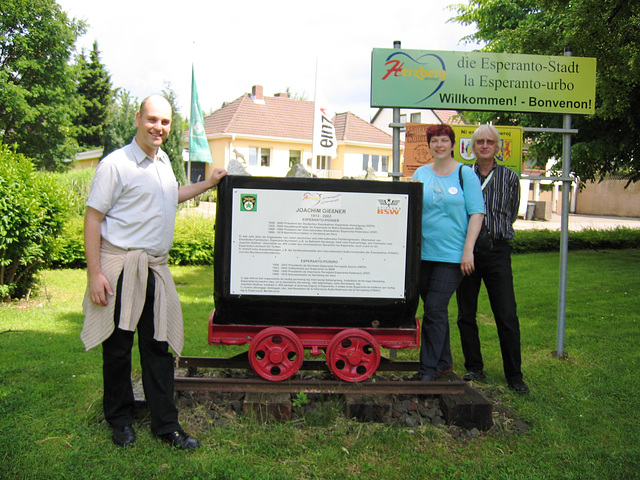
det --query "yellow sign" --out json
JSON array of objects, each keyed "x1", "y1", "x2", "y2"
[
  {"x1": 403, "y1": 124, "x2": 523, "y2": 176},
  {"x1": 453, "y1": 125, "x2": 523, "y2": 174}
]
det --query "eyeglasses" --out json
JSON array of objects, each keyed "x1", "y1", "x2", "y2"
[{"x1": 475, "y1": 138, "x2": 496, "y2": 146}]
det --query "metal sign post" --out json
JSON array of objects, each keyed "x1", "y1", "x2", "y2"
[
  {"x1": 389, "y1": 40, "x2": 403, "y2": 184},
  {"x1": 377, "y1": 44, "x2": 590, "y2": 360},
  {"x1": 556, "y1": 48, "x2": 574, "y2": 358}
]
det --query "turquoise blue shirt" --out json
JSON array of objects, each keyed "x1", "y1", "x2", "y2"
[{"x1": 413, "y1": 163, "x2": 485, "y2": 263}]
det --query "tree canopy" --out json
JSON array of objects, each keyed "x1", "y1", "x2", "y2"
[
  {"x1": 102, "y1": 89, "x2": 138, "y2": 157},
  {"x1": 0, "y1": 0, "x2": 85, "y2": 170},
  {"x1": 451, "y1": 0, "x2": 640, "y2": 183}
]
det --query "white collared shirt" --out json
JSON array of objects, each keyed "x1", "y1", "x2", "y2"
[{"x1": 87, "y1": 139, "x2": 179, "y2": 256}]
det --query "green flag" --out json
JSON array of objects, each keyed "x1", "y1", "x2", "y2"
[{"x1": 189, "y1": 65, "x2": 212, "y2": 163}]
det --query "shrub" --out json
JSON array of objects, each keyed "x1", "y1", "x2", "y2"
[
  {"x1": 0, "y1": 144, "x2": 70, "y2": 300},
  {"x1": 52, "y1": 168, "x2": 95, "y2": 217},
  {"x1": 50, "y1": 216, "x2": 86, "y2": 269},
  {"x1": 50, "y1": 215, "x2": 217, "y2": 268},
  {"x1": 511, "y1": 227, "x2": 640, "y2": 253},
  {"x1": 170, "y1": 215, "x2": 216, "y2": 265}
]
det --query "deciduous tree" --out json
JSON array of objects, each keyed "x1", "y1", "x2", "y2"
[
  {"x1": 0, "y1": 0, "x2": 85, "y2": 170},
  {"x1": 451, "y1": 0, "x2": 640, "y2": 183}
]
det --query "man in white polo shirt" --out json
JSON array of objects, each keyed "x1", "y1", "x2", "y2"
[{"x1": 81, "y1": 95, "x2": 226, "y2": 449}]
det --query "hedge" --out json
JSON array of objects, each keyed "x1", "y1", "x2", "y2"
[
  {"x1": 1, "y1": 144, "x2": 70, "y2": 300},
  {"x1": 51, "y1": 214, "x2": 217, "y2": 268},
  {"x1": 49, "y1": 215, "x2": 640, "y2": 269},
  {"x1": 511, "y1": 228, "x2": 640, "y2": 253}
]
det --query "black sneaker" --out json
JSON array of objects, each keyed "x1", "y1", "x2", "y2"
[{"x1": 463, "y1": 370, "x2": 487, "y2": 381}]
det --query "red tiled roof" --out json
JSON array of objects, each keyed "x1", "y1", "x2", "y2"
[
  {"x1": 334, "y1": 111, "x2": 392, "y2": 145},
  {"x1": 433, "y1": 110, "x2": 465, "y2": 125},
  {"x1": 204, "y1": 94, "x2": 314, "y2": 139},
  {"x1": 204, "y1": 92, "x2": 392, "y2": 145}
]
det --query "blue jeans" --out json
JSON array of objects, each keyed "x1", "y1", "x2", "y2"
[{"x1": 419, "y1": 261, "x2": 463, "y2": 377}]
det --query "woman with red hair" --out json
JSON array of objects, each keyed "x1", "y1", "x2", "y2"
[{"x1": 412, "y1": 124, "x2": 485, "y2": 381}]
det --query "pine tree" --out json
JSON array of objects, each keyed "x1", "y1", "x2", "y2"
[
  {"x1": 162, "y1": 83, "x2": 188, "y2": 185},
  {"x1": 75, "y1": 41, "x2": 114, "y2": 149}
]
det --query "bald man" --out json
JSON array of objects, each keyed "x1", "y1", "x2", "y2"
[{"x1": 82, "y1": 95, "x2": 226, "y2": 448}]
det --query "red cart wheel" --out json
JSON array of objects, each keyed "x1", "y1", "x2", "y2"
[
  {"x1": 326, "y1": 329, "x2": 381, "y2": 383},
  {"x1": 249, "y1": 327, "x2": 304, "y2": 381}
]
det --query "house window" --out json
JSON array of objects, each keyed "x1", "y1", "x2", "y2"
[
  {"x1": 410, "y1": 112, "x2": 421, "y2": 123},
  {"x1": 400, "y1": 114, "x2": 407, "y2": 131},
  {"x1": 316, "y1": 155, "x2": 331, "y2": 170},
  {"x1": 289, "y1": 150, "x2": 301, "y2": 168},
  {"x1": 249, "y1": 147, "x2": 270, "y2": 167},
  {"x1": 363, "y1": 154, "x2": 389, "y2": 173}
]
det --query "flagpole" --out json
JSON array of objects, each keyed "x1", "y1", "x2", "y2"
[
  {"x1": 311, "y1": 58, "x2": 318, "y2": 175},
  {"x1": 188, "y1": 64, "x2": 195, "y2": 185},
  {"x1": 189, "y1": 63, "x2": 213, "y2": 170}
]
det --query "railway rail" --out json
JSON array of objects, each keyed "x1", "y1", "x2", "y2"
[{"x1": 174, "y1": 354, "x2": 466, "y2": 395}]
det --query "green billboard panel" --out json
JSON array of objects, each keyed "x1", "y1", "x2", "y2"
[{"x1": 371, "y1": 49, "x2": 596, "y2": 114}]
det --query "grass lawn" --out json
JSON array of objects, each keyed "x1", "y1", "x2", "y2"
[{"x1": 1, "y1": 249, "x2": 639, "y2": 479}]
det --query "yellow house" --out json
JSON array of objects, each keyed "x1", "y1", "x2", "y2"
[
  {"x1": 72, "y1": 147, "x2": 103, "y2": 170},
  {"x1": 194, "y1": 85, "x2": 398, "y2": 181}
]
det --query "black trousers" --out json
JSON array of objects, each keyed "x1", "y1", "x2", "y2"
[
  {"x1": 102, "y1": 270, "x2": 180, "y2": 435},
  {"x1": 455, "y1": 241, "x2": 523, "y2": 382}
]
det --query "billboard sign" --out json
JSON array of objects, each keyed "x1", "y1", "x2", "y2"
[
  {"x1": 371, "y1": 49, "x2": 596, "y2": 114},
  {"x1": 403, "y1": 124, "x2": 523, "y2": 176}
]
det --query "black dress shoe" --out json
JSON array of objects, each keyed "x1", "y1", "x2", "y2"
[
  {"x1": 508, "y1": 379, "x2": 530, "y2": 394},
  {"x1": 157, "y1": 430, "x2": 201, "y2": 450},
  {"x1": 463, "y1": 370, "x2": 487, "y2": 381},
  {"x1": 112, "y1": 424, "x2": 136, "y2": 447}
]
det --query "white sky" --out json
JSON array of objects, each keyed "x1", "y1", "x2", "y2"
[{"x1": 56, "y1": 0, "x2": 481, "y2": 121}]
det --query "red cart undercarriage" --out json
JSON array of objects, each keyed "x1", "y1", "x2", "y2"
[{"x1": 209, "y1": 311, "x2": 421, "y2": 383}]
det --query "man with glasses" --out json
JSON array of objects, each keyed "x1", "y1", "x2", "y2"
[{"x1": 455, "y1": 124, "x2": 530, "y2": 394}]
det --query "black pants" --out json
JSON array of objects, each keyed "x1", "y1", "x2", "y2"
[
  {"x1": 102, "y1": 270, "x2": 180, "y2": 435},
  {"x1": 455, "y1": 241, "x2": 523, "y2": 382}
]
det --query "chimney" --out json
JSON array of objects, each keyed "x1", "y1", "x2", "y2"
[
  {"x1": 274, "y1": 92, "x2": 289, "y2": 98},
  {"x1": 251, "y1": 85, "x2": 263, "y2": 100}
]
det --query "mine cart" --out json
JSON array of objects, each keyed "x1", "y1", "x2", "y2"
[{"x1": 209, "y1": 175, "x2": 423, "y2": 382}]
